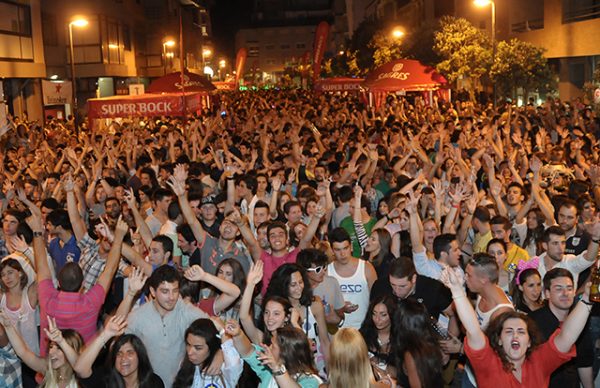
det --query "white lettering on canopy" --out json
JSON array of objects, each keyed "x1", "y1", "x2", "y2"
[
  {"x1": 99, "y1": 101, "x2": 173, "y2": 115},
  {"x1": 376, "y1": 71, "x2": 411, "y2": 81}
]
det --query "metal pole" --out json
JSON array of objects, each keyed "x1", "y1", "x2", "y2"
[
  {"x1": 162, "y1": 43, "x2": 167, "y2": 75},
  {"x1": 68, "y1": 22, "x2": 79, "y2": 134},
  {"x1": 491, "y1": 1, "x2": 496, "y2": 109}
]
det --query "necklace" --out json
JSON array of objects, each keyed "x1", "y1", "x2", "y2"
[{"x1": 377, "y1": 336, "x2": 390, "y2": 347}]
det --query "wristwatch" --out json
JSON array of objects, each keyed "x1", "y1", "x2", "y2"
[
  {"x1": 33, "y1": 231, "x2": 44, "y2": 238},
  {"x1": 272, "y1": 364, "x2": 287, "y2": 376}
]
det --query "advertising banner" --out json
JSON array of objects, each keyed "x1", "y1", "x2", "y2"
[{"x1": 42, "y1": 80, "x2": 73, "y2": 106}]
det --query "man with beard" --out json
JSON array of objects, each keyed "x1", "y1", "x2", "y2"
[{"x1": 169, "y1": 170, "x2": 252, "y2": 274}]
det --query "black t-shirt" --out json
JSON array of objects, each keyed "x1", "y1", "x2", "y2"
[
  {"x1": 79, "y1": 365, "x2": 165, "y2": 388},
  {"x1": 529, "y1": 305, "x2": 592, "y2": 388},
  {"x1": 371, "y1": 274, "x2": 452, "y2": 320}
]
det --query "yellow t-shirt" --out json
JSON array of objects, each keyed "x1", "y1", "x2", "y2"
[
  {"x1": 504, "y1": 244, "x2": 530, "y2": 273},
  {"x1": 473, "y1": 230, "x2": 493, "y2": 254}
]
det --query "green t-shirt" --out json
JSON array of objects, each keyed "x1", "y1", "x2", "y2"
[{"x1": 340, "y1": 216, "x2": 378, "y2": 257}]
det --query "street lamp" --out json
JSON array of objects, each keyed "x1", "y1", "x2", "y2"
[
  {"x1": 162, "y1": 39, "x2": 175, "y2": 75},
  {"x1": 68, "y1": 16, "x2": 88, "y2": 132},
  {"x1": 391, "y1": 27, "x2": 405, "y2": 39},
  {"x1": 474, "y1": 0, "x2": 496, "y2": 107}
]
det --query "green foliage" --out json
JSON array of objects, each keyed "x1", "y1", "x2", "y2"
[
  {"x1": 490, "y1": 39, "x2": 556, "y2": 98},
  {"x1": 369, "y1": 30, "x2": 404, "y2": 68},
  {"x1": 433, "y1": 16, "x2": 492, "y2": 86}
]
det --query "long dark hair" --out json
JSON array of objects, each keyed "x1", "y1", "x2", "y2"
[
  {"x1": 106, "y1": 334, "x2": 156, "y2": 388},
  {"x1": 394, "y1": 299, "x2": 443, "y2": 388},
  {"x1": 275, "y1": 326, "x2": 318, "y2": 376},
  {"x1": 510, "y1": 268, "x2": 542, "y2": 312},
  {"x1": 265, "y1": 263, "x2": 313, "y2": 307},
  {"x1": 258, "y1": 295, "x2": 293, "y2": 345},
  {"x1": 523, "y1": 208, "x2": 545, "y2": 255},
  {"x1": 359, "y1": 295, "x2": 397, "y2": 364},
  {"x1": 173, "y1": 319, "x2": 221, "y2": 388},
  {"x1": 485, "y1": 310, "x2": 543, "y2": 372},
  {"x1": 361, "y1": 228, "x2": 392, "y2": 268}
]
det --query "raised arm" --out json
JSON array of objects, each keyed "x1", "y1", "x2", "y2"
[
  {"x1": 299, "y1": 204, "x2": 326, "y2": 250},
  {"x1": 25, "y1": 201, "x2": 51, "y2": 282},
  {"x1": 554, "y1": 283, "x2": 594, "y2": 353},
  {"x1": 169, "y1": 170, "x2": 207, "y2": 245},
  {"x1": 123, "y1": 188, "x2": 153, "y2": 248},
  {"x1": 115, "y1": 266, "x2": 148, "y2": 317},
  {"x1": 239, "y1": 261, "x2": 265, "y2": 345},
  {"x1": 445, "y1": 271, "x2": 486, "y2": 350},
  {"x1": 230, "y1": 209, "x2": 263, "y2": 262},
  {"x1": 64, "y1": 175, "x2": 88, "y2": 241},
  {"x1": 74, "y1": 315, "x2": 127, "y2": 378},
  {"x1": 96, "y1": 218, "x2": 128, "y2": 293},
  {"x1": 184, "y1": 265, "x2": 241, "y2": 314},
  {"x1": 0, "y1": 311, "x2": 46, "y2": 373}
]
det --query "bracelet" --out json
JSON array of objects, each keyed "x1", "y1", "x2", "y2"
[
  {"x1": 452, "y1": 294, "x2": 467, "y2": 300},
  {"x1": 580, "y1": 298, "x2": 593, "y2": 306},
  {"x1": 127, "y1": 290, "x2": 138, "y2": 297},
  {"x1": 592, "y1": 239, "x2": 600, "y2": 244}
]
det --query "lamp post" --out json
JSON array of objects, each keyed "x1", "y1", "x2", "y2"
[
  {"x1": 474, "y1": 0, "x2": 496, "y2": 108},
  {"x1": 162, "y1": 39, "x2": 175, "y2": 75},
  {"x1": 68, "y1": 17, "x2": 88, "y2": 132}
]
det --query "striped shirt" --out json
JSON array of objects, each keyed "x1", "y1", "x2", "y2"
[{"x1": 38, "y1": 279, "x2": 105, "y2": 356}]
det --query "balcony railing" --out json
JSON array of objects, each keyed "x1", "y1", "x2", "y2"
[
  {"x1": 563, "y1": 3, "x2": 600, "y2": 23},
  {"x1": 511, "y1": 18, "x2": 544, "y2": 33}
]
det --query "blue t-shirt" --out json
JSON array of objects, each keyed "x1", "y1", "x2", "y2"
[{"x1": 48, "y1": 235, "x2": 81, "y2": 272}]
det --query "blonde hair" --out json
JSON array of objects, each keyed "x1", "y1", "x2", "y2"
[
  {"x1": 327, "y1": 328, "x2": 373, "y2": 388},
  {"x1": 40, "y1": 330, "x2": 84, "y2": 388}
]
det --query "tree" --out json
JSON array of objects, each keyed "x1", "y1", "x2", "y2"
[
  {"x1": 433, "y1": 16, "x2": 492, "y2": 90},
  {"x1": 369, "y1": 30, "x2": 404, "y2": 68},
  {"x1": 490, "y1": 39, "x2": 556, "y2": 100}
]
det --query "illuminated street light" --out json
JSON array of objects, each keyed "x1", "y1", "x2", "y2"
[
  {"x1": 68, "y1": 16, "x2": 88, "y2": 133},
  {"x1": 162, "y1": 38, "x2": 176, "y2": 75},
  {"x1": 474, "y1": 0, "x2": 496, "y2": 107},
  {"x1": 338, "y1": 50, "x2": 345, "y2": 55},
  {"x1": 391, "y1": 28, "x2": 405, "y2": 39},
  {"x1": 219, "y1": 59, "x2": 226, "y2": 68}
]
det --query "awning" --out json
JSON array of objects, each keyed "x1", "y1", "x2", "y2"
[
  {"x1": 213, "y1": 81, "x2": 237, "y2": 91},
  {"x1": 87, "y1": 92, "x2": 203, "y2": 120},
  {"x1": 147, "y1": 70, "x2": 216, "y2": 93},
  {"x1": 313, "y1": 77, "x2": 364, "y2": 92},
  {"x1": 363, "y1": 59, "x2": 447, "y2": 92}
]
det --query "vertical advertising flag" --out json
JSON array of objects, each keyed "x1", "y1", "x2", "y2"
[
  {"x1": 312, "y1": 21, "x2": 329, "y2": 83},
  {"x1": 235, "y1": 48, "x2": 248, "y2": 86}
]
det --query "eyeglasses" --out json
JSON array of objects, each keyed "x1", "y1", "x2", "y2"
[{"x1": 307, "y1": 266, "x2": 325, "y2": 274}]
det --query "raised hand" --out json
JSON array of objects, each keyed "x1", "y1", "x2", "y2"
[
  {"x1": 167, "y1": 176, "x2": 186, "y2": 197},
  {"x1": 257, "y1": 342, "x2": 281, "y2": 370},
  {"x1": 184, "y1": 265, "x2": 207, "y2": 282},
  {"x1": 530, "y1": 156, "x2": 542, "y2": 174},
  {"x1": 103, "y1": 315, "x2": 128, "y2": 339},
  {"x1": 173, "y1": 163, "x2": 188, "y2": 183},
  {"x1": 123, "y1": 188, "x2": 137, "y2": 208},
  {"x1": 128, "y1": 266, "x2": 148, "y2": 294},
  {"x1": 247, "y1": 260, "x2": 264, "y2": 286},
  {"x1": 63, "y1": 174, "x2": 75, "y2": 192},
  {"x1": 8, "y1": 235, "x2": 29, "y2": 254},
  {"x1": 271, "y1": 176, "x2": 282, "y2": 192},
  {"x1": 224, "y1": 319, "x2": 241, "y2": 337},
  {"x1": 44, "y1": 316, "x2": 64, "y2": 344},
  {"x1": 405, "y1": 191, "x2": 421, "y2": 214}
]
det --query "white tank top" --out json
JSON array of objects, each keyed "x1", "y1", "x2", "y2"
[
  {"x1": 475, "y1": 295, "x2": 514, "y2": 330},
  {"x1": 0, "y1": 287, "x2": 39, "y2": 355},
  {"x1": 327, "y1": 259, "x2": 369, "y2": 329}
]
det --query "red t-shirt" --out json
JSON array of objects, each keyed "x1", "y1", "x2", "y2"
[
  {"x1": 465, "y1": 329, "x2": 576, "y2": 387},
  {"x1": 198, "y1": 297, "x2": 216, "y2": 315},
  {"x1": 260, "y1": 248, "x2": 300, "y2": 295},
  {"x1": 38, "y1": 279, "x2": 105, "y2": 356}
]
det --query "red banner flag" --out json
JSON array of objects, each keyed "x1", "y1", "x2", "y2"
[
  {"x1": 235, "y1": 48, "x2": 248, "y2": 86},
  {"x1": 312, "y1": 21, "x2": 330, "y2": 83}
]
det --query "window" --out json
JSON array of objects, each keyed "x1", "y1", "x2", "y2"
[
  {"x1": 0, "y1": 1, "x2": 31, "y2": 36},
  {"x1": 296, "y1": 43, "x2": 305, "y2": 49},
  {"x1": 249, "y1": 46, "x2": 259, "y2": 57}
]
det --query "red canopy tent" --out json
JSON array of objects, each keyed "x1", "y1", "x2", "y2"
[
  {"x1": 313, "y1": 77, "x2": 364, "y2": 93},
  {"x1": 363, "y1": 59, "x2": 449, "y2": 107},
  {"x1": 147, "y1": 70, "x2": 216, "y2": 93},
  {"x1": 87, "y1": 92, "x2": 203, "y2": 120}
]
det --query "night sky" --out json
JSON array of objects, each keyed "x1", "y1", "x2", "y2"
[{"x1": 211, "y1": 0, "x2": 253, "y2": 58}]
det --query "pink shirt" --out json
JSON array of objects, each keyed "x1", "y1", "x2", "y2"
[
  {"x1": 38, "y1": 279, "x2": 105, "y2": 356},
  {"x1": 260, "y1": 248, "x2": 300, "y2": 295}
]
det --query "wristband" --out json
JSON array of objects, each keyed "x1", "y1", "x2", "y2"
[
  {"x1": 33, "y1": 231, "x2": 43, "y2": 238},
  {"x1": 593, "y1": 239, "x2": 600, "y2": 244},
  {"x1": 580, "y1": 298, "x2": 593, "y2": 306},
  {"x1": 452, "y1": 294, "x2": 466, "y2": 300}
]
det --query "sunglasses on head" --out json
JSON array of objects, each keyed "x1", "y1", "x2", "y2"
[{"x1": 306, "y1": 266, "x2": 325, "y2": 274}]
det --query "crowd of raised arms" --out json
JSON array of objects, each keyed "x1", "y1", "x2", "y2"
[{"x1": 1, "y1": 89, "x2": 600, "y2": 388}]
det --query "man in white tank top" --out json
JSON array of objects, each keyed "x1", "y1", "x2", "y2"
[{"x1": 326, "y1": 228, "x2": 377, "y2": 329}]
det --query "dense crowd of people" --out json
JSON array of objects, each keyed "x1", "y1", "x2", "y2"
[{"x1": 1, "y1": 89, "x2": 600, "y2": 388}]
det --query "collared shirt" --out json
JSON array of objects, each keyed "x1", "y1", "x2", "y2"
[
  {"x1": 537, "y1": 251, "x2": 594, "y2": 286},
  {"x1": 126, "y1": 298, "x2": 208, "y2": 386},
  {"x1": 0, "y1": 344, "x2": 21, "y2": 388},
  {"x1": 77, "y1": 233, "x2": 128, "y2": 291},
  {"x1": 198, "y1": 234, "x2": 251, "y2": 275},
  {"x1": 38, "y1": 279, "x2": 105, "y2": 356},
  {"x1": 48, "y1": 234, "x2": 81, "y2": 272}
]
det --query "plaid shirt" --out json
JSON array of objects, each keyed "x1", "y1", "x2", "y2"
[
  {"x1": 0, "y1": 344, "x2": 22, "y2": 388},
  {"x1": 78, "y1": 234, "x2": 128, "y2": 291},
  {"x1": 0, "y1": 238, "x2": 9, "y2": 261}
]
